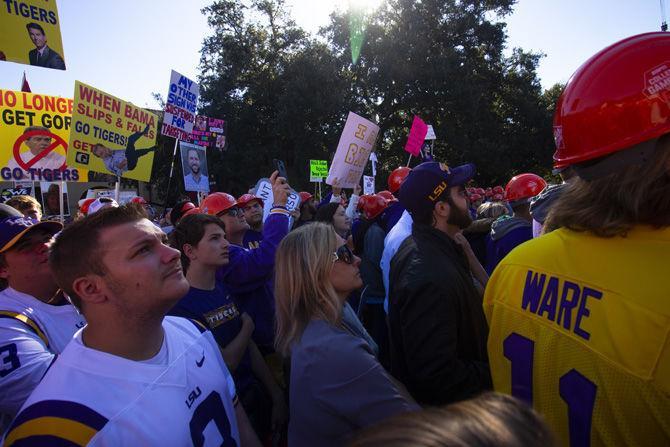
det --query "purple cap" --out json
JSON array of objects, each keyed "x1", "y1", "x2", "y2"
[
  {"x1": 398, "y1": 161, "x2": 475, "y2": 216},
  {"x1": 0, "y1": 215, "x2": 62, "y2": 253}
]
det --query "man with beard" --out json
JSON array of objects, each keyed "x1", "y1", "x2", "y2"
[
  {"x1": 183, "y1": 147, "x2": 208, "y2": 192},
  {"x1": 388, "y1": 161, "x2": 491, "y2": 406}
]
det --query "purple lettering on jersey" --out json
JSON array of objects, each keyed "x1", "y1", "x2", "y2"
[
  {"x1": 559, "y1": 369, "x2": 597, "y2": 447},
  {"x1": 503, "y1": 333, "x2": 534, "y2": 404},
  {"x1": 538, "y1": 276, "x2": 559, "y2": 322},
  {"x1": 521, "y1": 270, "x2": 546, "y2": 313},
  {"x1": 557, "y1": 281, "x2": 581, "y2": 331},
  {"x1": 574, "y1": 287, "x2": 603, "y2": 341}
]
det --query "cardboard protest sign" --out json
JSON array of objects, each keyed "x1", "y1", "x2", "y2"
[
  {"x1": 180, "y1": 142, "x2": 209, "y2": 193},
  {"x1": 67, "y1": 81, "x2": 158, "y2": 182},
  {"x1": 0, "y1": 89, "x2": 87, "y2": 182},
  {"x1": 161, "y1": 70, "x2": 199, "y2": 141},
  {"x1": 1, "y1": 186, "x2": 32, "y2": 203},
  {"x1": 425, "y1": 125, "x2": 436, "y2": 140},
  {"x1": 404, "y1": 115, "x2": 428, "y2": 156},
  {"x1": 190, "y1": 115, "x2": 225, "y2": 150},
  {"x1": 326, "y1": 112, "x2": 379, "y2": 188},
  {"x1": 253, "y1": 177, "x2": 301, "y2": 223},
  {"x1": 310, "y1": 160, "x2": 328, "y2": 179},
  {"x1": 0, "y1": 0, "x2": 66, "y2": 70},
  {"x1": 40, "y1": 181, "x2": 69, "y2": 216},
  {"x1": 363, "y1": 175, "x2": 375, "y2": 195}
]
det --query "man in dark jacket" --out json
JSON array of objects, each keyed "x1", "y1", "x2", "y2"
[
  {"x1": 26, "y1": 23, "x2": 65, "y2": 70},
  {"x1": 388, "y1": 161, "x2": 491, "y2": 406}
]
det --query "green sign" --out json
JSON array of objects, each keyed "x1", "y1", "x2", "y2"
[{"x1": 310, "y1": 160, "x2": 328, "y2": 178}]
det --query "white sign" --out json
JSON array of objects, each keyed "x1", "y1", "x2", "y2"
[
  {"x1": 253, "y1": 178, "x2": 301, "y2": 223},
  {"x1": 161, "y1": 70, "x2": 199, "y2": 141},
  {"x1": 326, "y1": 112, "x2": 379, "y2": 189},
  {"x1": 425, "y1": 125, "x2": 437, "y2": 140},
  {"x1": 363, "y1": 176, "x2": 375, "y2": 195},
  {"x1": 310, "y1": 175, "x2": 322, "y2": 183}
]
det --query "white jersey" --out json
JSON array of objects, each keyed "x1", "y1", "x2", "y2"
[
  {"x1": 4, "y1": 316, "x2": 240, "y2": 447},
  {"x1": 0, "y1": 287, "x2": 86, "y2": 419}
]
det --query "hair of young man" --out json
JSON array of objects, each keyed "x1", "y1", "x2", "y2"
[
  {"x1": 476, "y1": 201, "x2": 508, "y2": 220},
  {"x1": 6, "y1": 195, "x2": 42, "y2": 215},
  {"x1": 350, "y1": 392, "x2": 556, "y2": 447},
  {"x1": 411, "y1": 187, "x2": 452, "y2": 227},
  {"x1": 49, "y1": 203, "x2": 148, "y2": 310},
  {"x1": 172, "y1": 213, "x2": 225, "y2": 273},
  {"x1": 274, "y1": 222, "x2": 342, "y2": 356},
  {"x1": 544, "y1": 135, "x2": 670, "y2": 237},
  {"x1": 25, "y1": 23, "x2": 45, "y2": 34},
  {"x1": 314, "y1": 202, "x2": 340, "y2": 224}
]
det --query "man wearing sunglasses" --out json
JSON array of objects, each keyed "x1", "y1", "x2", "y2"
[
  {"x1": 201, "y1": 171, "x2": 291, "y2": 354},
  {"x1": 388, "y1": 161, "x2": 492, "y2": 407},
  {"x1": 0, "y1": 204, "x2": 86, "y2": 428}
]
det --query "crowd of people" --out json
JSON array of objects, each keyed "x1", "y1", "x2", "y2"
[{"x1": 0, "y1": 32, "x2": 668, "y2": 446}]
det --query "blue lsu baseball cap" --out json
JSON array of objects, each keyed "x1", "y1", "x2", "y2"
[
  {"x1": 0, "y1": 204, "x2": 62, "y2": 254},
  {"x1": 398, "y1": 161, "x2": 476, "y2": 216}
]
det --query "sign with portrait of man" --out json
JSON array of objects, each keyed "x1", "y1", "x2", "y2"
[
  {"x1": 179, "y1": 142, "x2": 209, "y2": 193},
  {"x1": 0, "y1": 0, "x2": 66, "y2": 70}
]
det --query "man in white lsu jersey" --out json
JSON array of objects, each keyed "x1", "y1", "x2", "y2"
[
  {"x1": 0, "y1": 204, "x2": 86, "y2": 427},
  {"x1": 4, "y1": 204, "x2": 260, "y2": 446}
]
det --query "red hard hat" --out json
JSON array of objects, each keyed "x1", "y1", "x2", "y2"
[
  {"x1": 130, "y1": 196, "x2": 147, "y2": 205},
  {"x1": 183, "y1": 206, "x2": 202, "y2": 217},
  {"x1": 201, "y1": 192, "x2": 237, "y2": 215},
  {"x1": 377, "y1": 190, "x2": 398, "y2": 202},
  {"x1": 360, "y1": 194, "x2": 388, "y2": 220},
  {"x1": 357, "y1": 194, "x2": 370, "y2": 211},
  {"x1": 505, "y1": 173, "x2": 547, "y2": 203},
  {"x1": 485, "y1": 187, "x2": 493, "y2": 197},
  {"x1": 470, "y1": 193, "x2": 482, "y2": 202},
  {"x1": 236, "y1": 193, "x2": 264, "y2": 208},
  {"x1": 78, "y1": 198, "x2": 96, "y2": 215},
  {"x1": 492, "y1": 186, "x2": 504, "y2": 194},
  {"x1": 493, "y1": 193, "x2": 504, "y2": 201},
  {"x1": 553, "y1": 32, "x2": 670, "y2": 169},
  {"x1": 476, "y1": 188, "x2": 485, "y2": 195},
  {"x1": 299, "y1": 191, "x2": 313, "y2": 203},
  {"x1": 388, "y1": 167, "x2": 411, "y2": 193}
]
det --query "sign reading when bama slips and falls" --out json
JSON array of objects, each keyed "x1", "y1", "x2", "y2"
[
  {"x1": 0, "y1": 0, "x2": 66, "y2": 70},
  {"x1": 67, "y1": 81, "x2": 158, "y2": 182},
  {"x1": 0, "y1": 89, "x2": 88, "y2": 182}
]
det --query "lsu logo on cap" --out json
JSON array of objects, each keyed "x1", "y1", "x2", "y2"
[{"x1": 428, "y1": 181, "x2": 448, "y2": 201}]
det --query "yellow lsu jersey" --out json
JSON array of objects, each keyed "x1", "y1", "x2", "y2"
[{"x1": 483, "y1": 226, "x2": 670, "y2": 447}]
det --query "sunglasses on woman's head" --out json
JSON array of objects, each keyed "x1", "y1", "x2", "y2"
[{"x1": 332, "y1": 244, "x2": 355, "y2": 264}]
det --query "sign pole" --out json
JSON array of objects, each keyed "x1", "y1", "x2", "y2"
[
  {"x1": 165, "y1": 138, "x2": 179, "y2": 205},
  {"x1": 114, "y1": 176, "x2": 121, "y2": 202},
  {"x1": 406, "y1": 154, "x2": 412, "y2": 167},
  {"x1": 59, "y1": 181, "x2": 65, "y2": 224}
]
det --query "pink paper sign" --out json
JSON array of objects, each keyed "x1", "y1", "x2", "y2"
[{"x1": 404, "y1": 115, "x2": 428, "y2": 156}]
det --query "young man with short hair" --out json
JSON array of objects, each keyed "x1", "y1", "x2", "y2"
[
  {"x1": 4, "y1": 205, "x2": 260, "y2": 446},
  {"x1": 172, "y1": 213, "x2": 287, "y2": 439},
  {"x1": 388, "y1": 161, "x2": 491, "y2": 406},
  {"x1": 0, "y1": 204, "x2": 85, "y2": 427},
  {"x1": 6, "y1": 195, "x2": 42, "y2": 222}
]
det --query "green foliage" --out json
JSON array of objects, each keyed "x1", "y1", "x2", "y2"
[{"x1": 158, "y1": 0, "x2": 560, "y2": 201}]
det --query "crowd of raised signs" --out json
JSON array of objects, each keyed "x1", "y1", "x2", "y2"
[{"x1": 0, "y1": 32, "x2": 669, "y2": 447}]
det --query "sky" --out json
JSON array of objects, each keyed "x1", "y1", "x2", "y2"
[{"x1": 0, "y1": 0, "x2": 666, "y2": 108}]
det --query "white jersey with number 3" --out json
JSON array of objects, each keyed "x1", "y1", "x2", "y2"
[{"x1": 4, "y1": 316, "x2": 240, "y2": 447}]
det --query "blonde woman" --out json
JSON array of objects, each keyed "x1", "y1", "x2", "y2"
[{"x1": 275, "y1": 223, "x2": 418, "y2": 447}]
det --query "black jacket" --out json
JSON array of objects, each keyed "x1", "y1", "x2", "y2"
[{"x1": 388, "y1": 223, "x2": 491, "y2": 406}]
